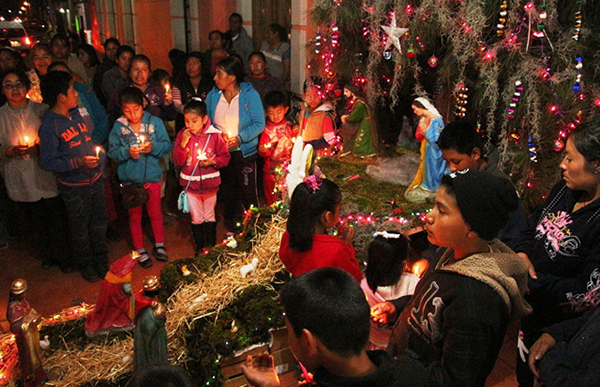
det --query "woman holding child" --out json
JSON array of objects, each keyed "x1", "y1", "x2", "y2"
[{"x1": 515, "y1": 115, "x2": 600, "y2": 386}]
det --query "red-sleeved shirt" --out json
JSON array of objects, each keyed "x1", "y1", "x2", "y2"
[{"x1": 279, "y1": 231, "x2": 362, "y2": 282}]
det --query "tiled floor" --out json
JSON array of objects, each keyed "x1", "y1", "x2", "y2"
[{"x1": 0, "y1": 210, "x2": 519, "y2": 386}]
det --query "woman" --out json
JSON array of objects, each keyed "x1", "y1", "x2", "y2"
[
  {"x1": 246, "y1": 51, "x2": 284, "y2": 102},
  {"x1": 341, "y1": 84, "x2": 378, "y2": 157},
  {"x1": 260, "y1": 23, "x2": 291, "y2": 83},
  {"x1": 172, "y1": 52, "x2": 215, "y2": 132},
  {"x1": 0, "y1": 69, "x2": 71, "y2": 272},
  {"x1": 202, "y1": 31, "x2": 230, "y2": 78},
  {"x1": 514, "y1": 115, "x2": 600, "y2": 386},
  {"x1": 206, "y1": 57, "x2": 265, "y2": 234},
  {"x1": 26, "y1": 43, "x2": 53, "y2": 103},
  {"x1": 77, "y1": 43, "x2": 101, "y2": 84},
  {"x1": 0, "y1": 47, "x2": 27, "y2": 106},
  {"x1": 107, "y1": 54, "x2": 176, "y2": 123},
  {"x1": 404, "y1": 97, "x2": 447, "y2": 203}
]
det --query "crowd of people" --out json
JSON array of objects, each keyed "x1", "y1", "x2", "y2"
[{"x1": 2, "y1": 15, "x2": 600, "y2": 387}]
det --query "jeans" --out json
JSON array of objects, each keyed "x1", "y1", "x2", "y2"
[{"x1": 59, "y1": 179, "x2": 108, "y2": 268}]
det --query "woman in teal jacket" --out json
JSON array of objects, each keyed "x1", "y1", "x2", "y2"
[{"x1": 206, "y1": 57, "x2": 264, "y2": 233}]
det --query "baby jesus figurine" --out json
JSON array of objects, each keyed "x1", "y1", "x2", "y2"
[{"x1": 85, "y1": 251, "x2": 140, "y2": 338}]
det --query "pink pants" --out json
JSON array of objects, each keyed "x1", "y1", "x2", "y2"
[
  {"x1": 128, "y1": 182, "x2": 164, "y2": 250},
  {"x1": 187, "y1": 192, "x2": 217, "y2": 224}
]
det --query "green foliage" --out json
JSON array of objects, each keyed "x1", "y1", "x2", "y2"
[
  {"x1": 183, "y1": 286, "x2": 285, "y2": 386},
  {"x1": 310, "y1": 0, "x2": 600, "y2": 211}
]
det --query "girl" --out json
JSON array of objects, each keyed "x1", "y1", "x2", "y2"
[
  {"x1": 279, "y1": 177, "x2": 362, "y2": 282},
  {"x1": 173, "y1": 100, "x2": 230, "y2": 254},
  {"x1": 76, "y1": 43, "x2": 100, "y2": 85},
  {"x1": 108, "y1": 87, "x2": 172, "y2": 268},
  {"x1": 405, "y1": 97, "x2": 448, "y2": 203},
  {"x1": 360, "y1": 231, "x2": 419, "y2": 350}
]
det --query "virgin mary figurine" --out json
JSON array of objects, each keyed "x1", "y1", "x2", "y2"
[{"x1": 404, "y1": 97, "x2": 448, "y2": 203}]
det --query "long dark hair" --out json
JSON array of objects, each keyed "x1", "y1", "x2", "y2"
[
  {"x1": 570, "y1": 115, "x2": 600, "y2": 167},
  {"x1": 287, "y1": 178, "x2": 342, "y2": 253},
  {"x1": 365, "y1": 233, "x2": 409, "y2": 292}
]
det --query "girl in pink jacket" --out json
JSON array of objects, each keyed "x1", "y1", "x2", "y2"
[{"x1": 173, "y1": 100, "x2": 230, "y2": 254}]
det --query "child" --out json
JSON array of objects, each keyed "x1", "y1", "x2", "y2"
[
  {"x1": 258, "y1": 91, "x2": 298, "y2": 205},
  {"x1": 279, "y1": 177, "x2": 362, "y2": 282},
  {"x1": 298, "y1": 82, "x2": 336, "y2": 152},
  {"x1": 172, "y1": 100, "x2": 230, "y2": 254},
  {"x1": 241, "y1": 267, "x2": 427, "y2": 387},
  {"x1": 39, "y1": 70, "x2": 108, "y2": 282},
  {"x1": 437, "y1": 120, "x2": 527, "y2": 250},
  {"x1": 372, "y1": 169, "x2": 531, "y2": 386},
  {"x1": 360, "y1": 231, "x2": 419, "y2": 350},
  {"x1": 108, "y1": 87, "x2": 172, "y2": 268}
]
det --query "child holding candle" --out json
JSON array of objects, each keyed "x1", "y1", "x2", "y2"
[
  {"x1": 38, "y1": 70, "x2": 108, "y2": 281},
  {"x1": 258, "y1": 91, "x2": 298, "y2": 205},
  {"x1": 173, "y1": 100, "x2": 230, "y2": 254},
  {"x1": 108, "y1": 87, "x2": 172, "y2": 268}
]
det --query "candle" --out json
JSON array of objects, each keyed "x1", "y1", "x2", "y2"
[
  {"x1": 95, "y1": 146, "x2": 101, "y2": 158},
  {"x1": 165, "y1": 84, "x2": 170, "y2": 94},
  {"x1": 140, "y1": 135, "x2": 146, "y2": 146},
  {"x1": 198, "y1": 149, "x2": 207, "y2": 161},
  {"x1": 24, "y1": 136, "x2": 29, "y2": 147}
]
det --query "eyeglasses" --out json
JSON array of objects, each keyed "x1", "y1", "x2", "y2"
[{"x1": 2, "y1": 83, "x2": 26, "y2": 90}]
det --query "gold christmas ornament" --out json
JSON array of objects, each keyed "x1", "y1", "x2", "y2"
[
  {"x1": 143, "y1": 275, "x2": 160, "y2": 291},
  {"x1": 10, "y1": 278, "x2": 27, "y2": 295}
]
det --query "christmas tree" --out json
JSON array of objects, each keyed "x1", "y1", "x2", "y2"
[{"x1": 309, "y1": 0, "x2": 600, "y2": 210}]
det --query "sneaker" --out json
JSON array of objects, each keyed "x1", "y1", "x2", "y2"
[
  {"x1": 138, "y1": 251, "x2": 153, "y2": 268},
  {"x1": 80, "y1": 266, "x2": 101, "y2": 282},
  {"x1": 152, "y1": 246, "x2": 169, "y2": 261}
]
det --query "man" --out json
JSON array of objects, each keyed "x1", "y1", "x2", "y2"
[
  {"x1": 50, "y1": 34, "x2": 89, "y2": 84},
  {"x1": 437, "y1": 120, "x2": 527, "y2": 249},
  {"x1": 241, "y1": 267, "x2": 427, "y2": 387},
  {"x1": 101, "y1": 45, "x2": 134, "y2": 103},
  {"x1": 228, "y1": 13, "x2": 253, "y2": 67},
  {"x1": 94, "y1": 37, "x2": 120, "y2": 107}
]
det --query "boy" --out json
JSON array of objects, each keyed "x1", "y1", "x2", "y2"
[
  {"x1": 258, "y1": 91, "x2": 298, "y2": 205},
  {"x1": 299, "y1": 82, "x2": 336, "y2": 153},
  {"x1": 437, "y1": 120, "x2": 527, "y2": 249},
  {"x1": 241, "y1": 267, "x2": 427, "y2": 387},
  {"x1": 39, "y1": 70, "x2": 108, "y2": 282},
  {"x1": 372, "y1": 169, "x2": 532, "y2": 386}
]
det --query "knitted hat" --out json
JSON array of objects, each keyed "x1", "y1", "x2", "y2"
[{"x1": 441, "y1": 169, "x2": 519, "y2": 240}]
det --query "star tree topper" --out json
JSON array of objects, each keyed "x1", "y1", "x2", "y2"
[{"x1": 381, "y1": 16, "x2": 409, "y2": 54}]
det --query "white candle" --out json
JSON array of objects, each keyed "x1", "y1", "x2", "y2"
[
  {"x1": 198, "y1": 149, "x2": 207, "y2": 161},
  {"x1": 165, "y1": 84, "x2": 170, "y2": 94},
  {"x1": 24, "y1": 136, "x2": 29, "y2": 147},
  {"x1": 140, "y1": 135, "x2": 146, "y2": 146},
  {"x1": 95, "y1": 146, "x2": 101, "y2": 158}
]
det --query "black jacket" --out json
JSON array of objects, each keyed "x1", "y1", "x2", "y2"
[
  {"x1": 172, "y1": 75, "x2": 214, "y2": 132},
  {"x1": 313, "y1": 350, "x2": 427, "y2": 387},
  {"x1": 539, "y1": 305, "x2": 600, "y2": 386},
  {"x1": 514, "y1": 180, "x2": 600, "y2": 330}
]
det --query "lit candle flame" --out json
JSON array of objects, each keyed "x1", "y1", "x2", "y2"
[
  {"x1": 24, "y1": 135, "x2": 29, "y2": 147},
  {"x1": 198, "y1": 149, "x2": 207, "y2": 160},
  {"x1": 140, "y1": 135, "x2": 146, "y2": 146},
  {"x1": 412, "y1": 259, "x2": 429, "y2": 277},
  {"x1": 165, "y1": 84, "x2": 170, "y2": 94},
  {"x1": 95, "y1": 146, "x2": 101, "y2": 158}
]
